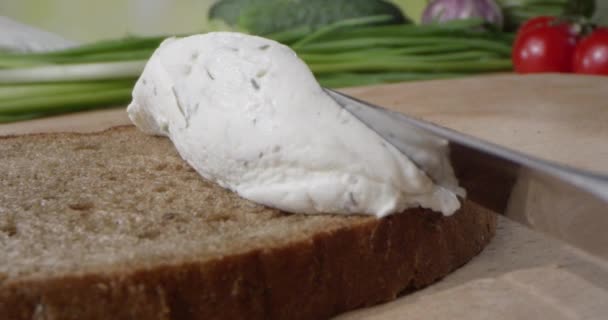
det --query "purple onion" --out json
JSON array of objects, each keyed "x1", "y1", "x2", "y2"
[{"x1": 421, "y1": 0, "x2": 504, "y2": 28}]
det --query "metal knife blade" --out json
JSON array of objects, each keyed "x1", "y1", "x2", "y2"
[{"x1": 325, "y1": 88, "x2": 608, "y2": 259}]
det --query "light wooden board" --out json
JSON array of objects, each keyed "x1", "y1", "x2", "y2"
[{"x1": 2, "y1": 74, "x2": 608, "y2": 319}]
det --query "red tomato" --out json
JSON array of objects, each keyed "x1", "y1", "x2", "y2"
[
  {"x1": 573, "y1": 28, "x2": 608, "y2": 75},
  {"x1": 512, "y1": 19, "x2": 578, "y2": 73}
]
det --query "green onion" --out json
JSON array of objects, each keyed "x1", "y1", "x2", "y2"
[
  {"x1": 0, "y1": 80, "x2": 133, "y2": 101},
  {"x1": 317, "y1": 72, "x2": 464, "y2": 87},
  {"x1": 302, "y1": 50, "x2": 501, "y2": 64},
  {"x1": 0, "y1": 60, "x2": 146, "y2": 84},
  {"x1": 316, "y1": 18, "x2": 489, "y2": 41},
  {"x1": 309, "y1": 58, "x2": 512, "y2": 74},
  {"x1": 0, "y1": 112, "x2": 49, "y2": 123},
  {"x1": 292, "y1": 15, "x2": 395, "y2": 49},
  {"x1": 0, "y1": 87, "x2": 132, "y2": 115},
  {"x1": 297, "y1": 37, "x2": 512, "y2": 55},
  {"x1": 21, "y1": 36, "x2": 165, "y2": 57},
  {"x1": 0, "y1": 49, "x2": 153, "y2": 68}
]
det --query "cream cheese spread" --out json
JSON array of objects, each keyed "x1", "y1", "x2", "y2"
[{"x1": 127, "y1": 32, "x2": 461, "y2": 217}]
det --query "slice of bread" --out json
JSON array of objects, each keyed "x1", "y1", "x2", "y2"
[{"x1": 0, "y1": 126, "x2": 496, "y2": 320}]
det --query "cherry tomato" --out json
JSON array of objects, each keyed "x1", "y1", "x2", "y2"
[
  {"x1": 512, "y1": 19, "x2": 578, "y2": 73},
  {"x1": 573, "y1": 28, "x2": 608, "y2": 75}
]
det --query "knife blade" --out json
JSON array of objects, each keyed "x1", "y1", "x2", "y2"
[{"x1": 325, "y1": 88, "x2": 608, "y2": 259}]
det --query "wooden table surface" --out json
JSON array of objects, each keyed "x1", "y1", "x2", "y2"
[{"x1": 2, "y1": 74, "x2": 608, "y2": 319}]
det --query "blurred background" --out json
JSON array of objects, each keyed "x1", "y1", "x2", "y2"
[
  {"x1": 1, "y1": 0, "x2": 606, "y2": 123},
  {"x1": 1, "y1": 0, "x2": 433, "y2": 42},
  {"x1": 2, "y1": 0, "x2": 607, "y2": 43}
]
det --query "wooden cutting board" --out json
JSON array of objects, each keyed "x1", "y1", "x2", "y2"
[{"x1": 2, "y1": 74, "x2": 608, "y2": 319}]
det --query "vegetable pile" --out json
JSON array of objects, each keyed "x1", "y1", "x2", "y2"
[
  {"x1": 0, "y1": 16, "x2": 514, "y2": 123},
  {"x1": 0, "y1": 0, "x2": 601, "y2": 123}
]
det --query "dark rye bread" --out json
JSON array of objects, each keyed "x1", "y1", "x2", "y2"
[{"x1": 0, "y1": 126, "x2": 496, "y2": 320}]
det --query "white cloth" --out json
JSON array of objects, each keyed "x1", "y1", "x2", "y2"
[{"x1": 0, "y1": 16, "x2": 77, "y2": 53}]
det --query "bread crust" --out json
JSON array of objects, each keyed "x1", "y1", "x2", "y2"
[{"x1": 1, "y1": 200, "x2": 495, "y2": 320}]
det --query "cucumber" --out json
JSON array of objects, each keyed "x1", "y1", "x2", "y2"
[
  {"x1": 208, "y1": 0, "x2": 258, "y2": 26},
  {"x1": 209, "y1": 0, "x2": 409, "y2": 35}
]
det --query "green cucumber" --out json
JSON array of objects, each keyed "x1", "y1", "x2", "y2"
[{"x1": 209, "y1": 0, "x2": 409, "y2": 35}]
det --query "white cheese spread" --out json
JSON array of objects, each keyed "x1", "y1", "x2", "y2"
[{"x1": 127, "y1": 32, "x2": 461, "y2": 217}]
